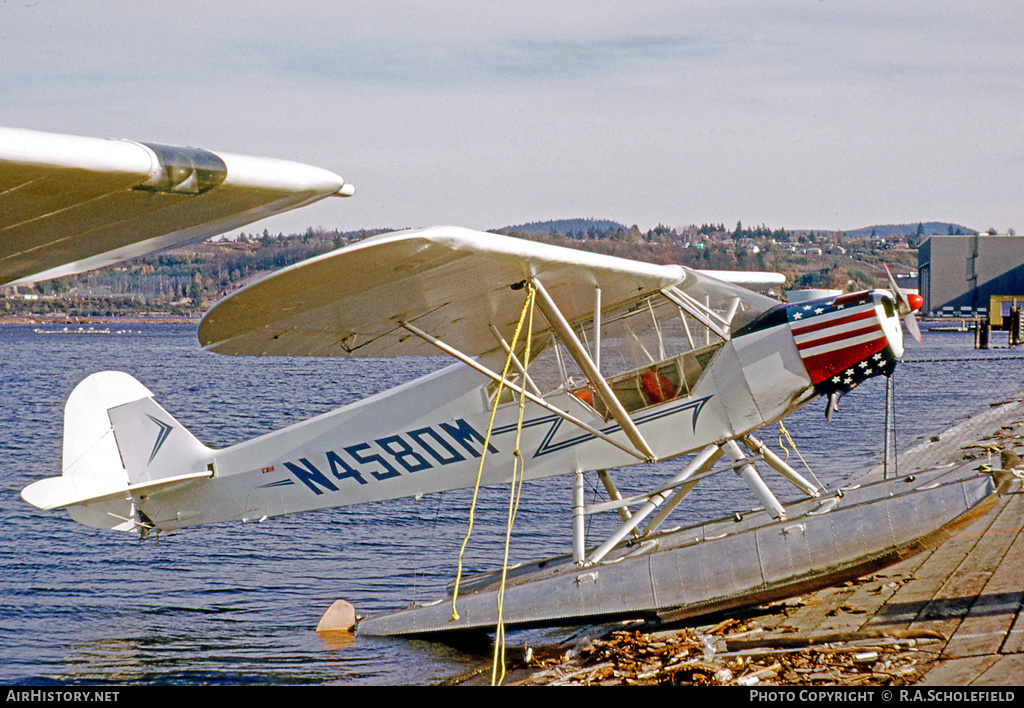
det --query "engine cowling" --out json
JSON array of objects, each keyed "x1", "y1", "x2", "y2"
[{"x1": 785, "y1": 289, "x2": 904, "y2": 400}]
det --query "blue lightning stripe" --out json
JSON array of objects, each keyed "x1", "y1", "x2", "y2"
[
  {"x1": 146, "y1": 414, "x2": 174, "y2": 465},
  {"x1": 257, "y1": 479, "x2": 296, "y2": 489},
  {"x1": 491, "y1": 395, "x2": 712, "y2": 458}
]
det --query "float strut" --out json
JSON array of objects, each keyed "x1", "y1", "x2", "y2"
[
  {"x1": 573, "y1": 470, "x2": 586, "y2": 565},
  {"x1": 585, "y1": 444, "x2": 722, "y2": 565},
  {"x1": 723, "y1": 439, "x2": 786, "y2": 520}
]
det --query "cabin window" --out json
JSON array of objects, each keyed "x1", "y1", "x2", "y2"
[
  {"x1": 495, "y1": 293, "x2": 725, "y2": 415},
  {"x1": 571, "y1": 342, "x2": 722, "y2": 418}
]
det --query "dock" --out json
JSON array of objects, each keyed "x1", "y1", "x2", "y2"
[
  {"x1": 719, "y1": 474, "x2": 1023, "y2": 686},
  {"x1": 744, "y1": 393, "x2": 1024, "y2": 685},
  {"x1": 442, "y1": 394, "x2": 1024, "y2": 686}
]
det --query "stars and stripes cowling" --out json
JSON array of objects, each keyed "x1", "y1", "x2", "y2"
[{"x1": 786, "y1": 292, "x2": 898, "y2": 397}]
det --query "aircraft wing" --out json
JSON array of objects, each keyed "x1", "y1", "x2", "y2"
[
  {"x1": 696, "y1": 269, "x2": 786, "y2": 290},
  {"x1": 0, "y1": 126, "x2": 354, "y2": 286},
  {"x1": 199, "y1": 226, "x2": 690, "y2": 358}
]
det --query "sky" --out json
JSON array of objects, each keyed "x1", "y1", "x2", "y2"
[{"x1": 2, "y1": 1, "x2": 1022, "y2": 237}]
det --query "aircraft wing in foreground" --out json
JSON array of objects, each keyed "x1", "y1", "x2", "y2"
[{"x1": 0, "y1": 126, "x2": 353, "y2": 286}]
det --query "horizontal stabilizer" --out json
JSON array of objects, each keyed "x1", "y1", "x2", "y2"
[{"x1": 21, "y1": 469, "x2": 212, "y2": 512}]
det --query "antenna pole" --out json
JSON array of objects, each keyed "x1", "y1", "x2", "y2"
[{"x1": 884, "y1": 374, "x2": 895, "y2": 478}]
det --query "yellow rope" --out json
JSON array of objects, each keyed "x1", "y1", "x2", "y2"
[
  {"x1": 451, "y1": 285, "x2": 535, "y2": 624},
  {"x1": 777, "y1": 420, "x2": 826, "y2": 491},
  {"x1": 491, "y1": 285, "x2": 534, "y2": 686},
  {"x1": 776, "y1": 425, "x2": 791, "y2": 463}
]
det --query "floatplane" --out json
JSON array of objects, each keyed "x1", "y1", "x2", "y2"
[{"x1": 6, "y1": 127, "x2": 1006, "y2": 636}]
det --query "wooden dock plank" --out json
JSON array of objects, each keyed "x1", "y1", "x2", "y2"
[
  {"x1": 942, "y1": 493, "x2": 1024, "y2": 658},
  {"x1": 813, "y1": 579, "x2": 894, "y2": 634},
  {"x1": 861, "y1": 494, "x2": 1011, "y2": 633},
  {"x1": 910, "y1": 492, "x2": 1020, "y2": 646},
  {"x1": 771, "y1": 586, "x2": 854, "y2": 634},
  {"x1": 1003, "y1": 610, "x2": 1024, "y2": 654},
  {"x1": 971, "y1": 654, "x2": 1024, "y2": 686},
  {"x1": 767, "y1": 542, "x2": 940, "y2": 636},
  {"x1": 917, "y1": 655, "x2": 999, "y2": 686},
  {"x1": 813, "y1": 559, "x2": 934, "y2": 635}
]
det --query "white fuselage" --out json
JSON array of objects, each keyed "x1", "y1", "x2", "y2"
[{"x1": 138, "y1": 319, "x2": 815, "y2": 532}]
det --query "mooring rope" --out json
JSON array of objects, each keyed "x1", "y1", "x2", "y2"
[
  {"x1": 450, "y1": 285, "x2": 536, "y2": 627},
  {"x1": 492, "y1": 284, "x2": 535, "y2": 686},
  {"x1": 777, "y1": 419, "x2": 826, "y2": 491}
]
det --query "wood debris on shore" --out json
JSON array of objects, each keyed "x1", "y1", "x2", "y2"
[{"x1": 449, "y1": 614, "x2": 945, "y2": 686}]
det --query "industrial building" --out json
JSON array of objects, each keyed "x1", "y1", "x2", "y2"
[{"x1": 918, "y1": 234, "x2": 1024, "y2": 317}]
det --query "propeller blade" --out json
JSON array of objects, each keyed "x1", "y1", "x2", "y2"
[
  {"x1": 882, "y1": 263, "x2": 923, "y2": 343},
  {"x1": 904, "y1": 311, "x2": 922, "y2": 343},
  {"x1": 882, "y1": 263, "x2": 908, "y2": 308}
]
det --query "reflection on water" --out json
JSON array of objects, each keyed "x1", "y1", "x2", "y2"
[{"x1": 0, "y1": 324, "x2": 1017, "y2": 684}]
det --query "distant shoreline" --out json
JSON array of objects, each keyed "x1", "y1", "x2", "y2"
[{"x1": 0, "y1": 314, "x2": 199, "y2": 325}]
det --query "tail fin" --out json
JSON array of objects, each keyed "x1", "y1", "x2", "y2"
[{"x1": 22, "y1": 371, "x2": 212, "y2": 533}]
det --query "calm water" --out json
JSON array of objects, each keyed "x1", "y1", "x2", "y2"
[{"x1": 1, "y1": 323, "x2": 1020, "y2": 685}]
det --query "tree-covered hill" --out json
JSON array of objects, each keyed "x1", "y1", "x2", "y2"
[{"x1": 2, "y1": 218, "x2": 976, "y2": 319}]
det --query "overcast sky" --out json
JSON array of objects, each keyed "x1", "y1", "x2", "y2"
[{"x1": 2, "y1": 1, "x2": 1021, "y2": 237}]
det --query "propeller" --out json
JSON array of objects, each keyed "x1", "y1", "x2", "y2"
[{"x1": 883, "y1": 263, "x2": 923, "y2": 343}]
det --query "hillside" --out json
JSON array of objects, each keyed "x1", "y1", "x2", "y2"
[
  {"x1": 1, "y1": 217, "x2": 973, "y2": 319},
  {"x1": 505, "y1": 218, "x2": 627, "y2": 236},
  {"x1": 842, "y1": 222, "x2": 976, "y2": 239}
]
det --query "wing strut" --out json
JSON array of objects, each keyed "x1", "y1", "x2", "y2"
[
  {"x1": 398, "y1": 322, "x2": 648, "y2": 462},
  {"x1": 661, "y1": 286, "x2": 732, "y2": 341},
  {"x1": 488, "y1": 324, "x2": 542, "y2": 396},
  {"x1": 531, "y1": 279, "x2": 657, "y2": 462}
]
